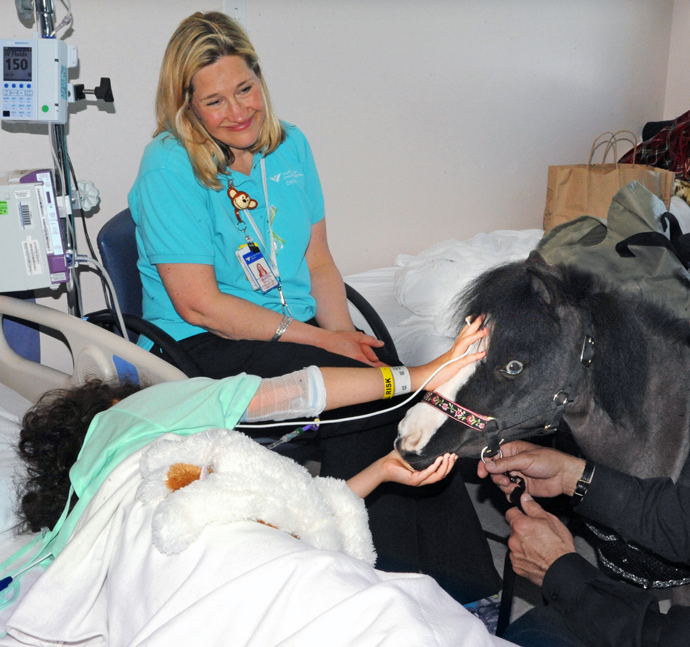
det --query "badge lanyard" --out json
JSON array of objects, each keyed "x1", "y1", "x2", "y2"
[{"x1": 229, "y1": 158, "x2": 292, "y2": 316}]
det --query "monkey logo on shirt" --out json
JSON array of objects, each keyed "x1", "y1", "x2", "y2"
[{"x1": 228, "y1": 187, "x2": 258, "y2": 221}]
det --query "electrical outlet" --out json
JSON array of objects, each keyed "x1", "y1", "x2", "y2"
[{"x1": 223, "y1": 0, "x2": 248, "y2": 29}]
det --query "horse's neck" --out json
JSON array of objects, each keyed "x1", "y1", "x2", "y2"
[{"x1": 565, "y1": 367, "x2": 690, "y2": 483}]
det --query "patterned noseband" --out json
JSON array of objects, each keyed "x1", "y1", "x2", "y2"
[{"x1": 421, "y1": 391, "x2": 494, "y2": 431}]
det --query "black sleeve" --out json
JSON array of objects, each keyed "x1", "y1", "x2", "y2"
[
  {"x1": 543, "y1": 553, "x2": 690, "y2": 647},
  {"x1": 577, "y1": 463, "x2": 690, "y2": 563}
]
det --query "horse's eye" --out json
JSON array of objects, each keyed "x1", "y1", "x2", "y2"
[{"x1": 501, "y1": 360, "x2": 524, "y2": 376}]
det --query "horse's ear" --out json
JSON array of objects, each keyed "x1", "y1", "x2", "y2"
[
  {"x1": 529, "y1": 273, "x2": 552, "y2": 305},
  {"x1": 526, "y1": 250, "x2": 548, "y2": 266},
  {"x1": 525, "y1": 259, "x2": 557, "y2": 305}
]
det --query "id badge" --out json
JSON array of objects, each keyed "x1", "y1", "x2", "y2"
[{"x1": 236, "y1": 242, "x2": 279, "y2": 294}]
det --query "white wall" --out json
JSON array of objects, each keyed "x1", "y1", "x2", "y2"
[
  {"x1": 254, "y1": 0, "x2": 674, "y2": 271},
  {"x1": 665, "y1": 0, "x2": 690, "y2": 119},
  {"x1": 0, "y1": 0, "x2": 683, "y2": 367}
]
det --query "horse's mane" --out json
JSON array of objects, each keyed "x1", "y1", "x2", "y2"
[{"x1": 453, "y1": 260, "x2": 690, "y2": 427}]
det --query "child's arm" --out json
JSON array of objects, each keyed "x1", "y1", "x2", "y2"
[
  {"x1": 346, "y1": 450, "x2": 457, "y2": 499},
  {"x1": 319, "y1": 316, "x2": 487, "y2": 411}
]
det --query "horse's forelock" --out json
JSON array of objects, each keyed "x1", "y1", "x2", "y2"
[
  {"x1": 453, "y1": 262, "x2": 564, "y2": 359},
  {"x1": 455, "y1": 262, "x2": 561, "y2": 326}
]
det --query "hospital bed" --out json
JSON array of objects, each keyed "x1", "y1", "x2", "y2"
[
  {"x1": 0, "y1": 275, "x2": 520, "y2": 645},
  {"x1": 0, "y1": 297, "x2": 186, "y2": 634}
]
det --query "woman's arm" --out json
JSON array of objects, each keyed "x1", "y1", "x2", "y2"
[
  {"x1": 305, "y1": 219, "x2": 385, "y2": 366},
  {"x1": 157, "y1": 262, "x2": 383, "y2": 365},
  {"x1": 305, "y1": 219, "x2": 356, "y2": 332}
]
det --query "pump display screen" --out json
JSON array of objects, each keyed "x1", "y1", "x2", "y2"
[{"x1": 3, "y1": 46, "x2": 32, "y2": 82}]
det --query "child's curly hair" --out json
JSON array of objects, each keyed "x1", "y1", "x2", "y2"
[{"x1": 16, "y1": 379, "x2": 142, "y2": 533}]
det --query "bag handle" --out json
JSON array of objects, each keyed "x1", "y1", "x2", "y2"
[
  {"x1": 589, "y1": 130, "x2": 639, "y2": 167},
  {"x1": 615, "y1": 212, "x2": 690, "y2": 269}
]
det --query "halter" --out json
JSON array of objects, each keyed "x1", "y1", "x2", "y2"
[{"x1": 422, "y1": 329, "x2": 596, "y2": 462}]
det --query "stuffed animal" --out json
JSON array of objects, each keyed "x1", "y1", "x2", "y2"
[{"x1": 137, "y1": 429, "x2": 376, "y2": 563}]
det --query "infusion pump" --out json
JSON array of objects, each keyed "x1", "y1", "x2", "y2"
[
  {"x1": 0, "y1": 168, "x2": 70, "y2": 291},
  {"x1": 1, "y1": 37, "x2": 77, "y2": 124}
]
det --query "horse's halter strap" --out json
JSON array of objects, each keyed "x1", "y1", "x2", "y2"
[
  {"x1": 422, "y1": 329, "x2": 596, "y2": 461},
  {"x1": 421, "y1": 392, "x2": 494, "y2": 430}
]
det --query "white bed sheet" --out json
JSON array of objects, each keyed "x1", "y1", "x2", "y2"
[
  {"x1": 0, "y1": 386, "x2": 37, "y2": 636},
  {"x1": 2, "y1": 439, "x2": 516, "y2": 647},
  {"x1": 346, "y1": 229, "x2": 544, "y2": 365}
]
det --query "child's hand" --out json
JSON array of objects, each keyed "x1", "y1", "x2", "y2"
[
  {"x1": 346, "y1": 450, "x2": 457, "y2": 498},
  {"x1": 380, "y1": 450, "x2": 457, "y2": 487},
  {"x1": 409, "y1": 316, "x2": 488, "y2": 393}
]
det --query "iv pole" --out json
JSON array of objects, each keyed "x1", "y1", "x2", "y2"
[{"x1": 34, "y1": 0, "x2": 81, "y2": 316}]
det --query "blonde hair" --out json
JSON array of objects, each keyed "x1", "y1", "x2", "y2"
[{"x1": 155, "y1": 11, "x2": 285, "y2": 189}]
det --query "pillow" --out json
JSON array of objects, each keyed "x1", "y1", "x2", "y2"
[{"x1": 0, "y1": 384, "x2": 31, "y2": 534}]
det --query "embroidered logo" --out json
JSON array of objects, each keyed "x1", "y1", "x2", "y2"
[
  {"x1": 284, "y1": 170, "x2": 304, "y2": 186},
  {"x1": 270, "y1": 173, "x2": 281, "y2": 183}
]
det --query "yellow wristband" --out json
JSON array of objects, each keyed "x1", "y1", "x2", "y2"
[{"x1": 380, "y1": 366, "x2": 394, "y2": 399}]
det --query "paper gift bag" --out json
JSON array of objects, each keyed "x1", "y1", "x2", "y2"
[{"x1": 543, "y1": 131, "x2": 675, "y2": 232}]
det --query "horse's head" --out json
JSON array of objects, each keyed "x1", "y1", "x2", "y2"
[{"x1": 396, "y1": 257, "x2": 595, "y2": 469}]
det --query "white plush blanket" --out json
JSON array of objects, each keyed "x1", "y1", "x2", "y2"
[{"x1": 2, "y1": 432, "x2": 514, "y2": 647}]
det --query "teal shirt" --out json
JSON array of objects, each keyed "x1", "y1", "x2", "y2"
[{"x1": 128, "y1": 125, "x2": 325, "y2": 350}]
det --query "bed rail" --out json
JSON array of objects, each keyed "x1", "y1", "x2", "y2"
[{"x1": 0, "y1": 296, "x2": 186, "y2": 401}]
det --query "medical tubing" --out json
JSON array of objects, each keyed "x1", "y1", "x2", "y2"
[
  {"x1": 64, "y1": 219, "x2": 85, "y2": 316},
  {"x1": 74, "y1": 255, "x2": 128, "y2": 338},
  {"x1": 50, "y1": 0, "x2": 73, "y2": 36},
  {"x1": 235, "y1": 349, "x2": 472, "y2": 430},
  {"x1": 68, "y1": 154, "x2": 99, "y2": 261},
  {"x1": 266, "y1": 422, "x2": 319, "y2": 450}
]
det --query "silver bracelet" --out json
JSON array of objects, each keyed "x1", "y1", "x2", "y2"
[{"x1": 271, "y1": 315, "x2": 293, "y2": 342}]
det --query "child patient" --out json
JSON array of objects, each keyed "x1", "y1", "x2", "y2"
[{"x1": 16, "y1": 318, "x2": 486, "y2": 535}]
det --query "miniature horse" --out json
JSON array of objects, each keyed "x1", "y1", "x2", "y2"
[
  {"x1": 395, "y1": 255, "x2": 690, "y2": 595},
  {"x1": 396, "y1": 256, "x2": 690, "y2": 481}
]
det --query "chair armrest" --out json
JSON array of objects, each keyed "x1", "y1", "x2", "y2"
[
  {"x1": 344, "y1": 283, "x2": 400, "y2": 365},
  {"x1": 85, "y1": 310, "x2": 203, "y2": 378}
]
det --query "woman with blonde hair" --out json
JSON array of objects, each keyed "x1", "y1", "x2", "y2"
[
  {"x1": 130, "y1": 11, "x2": 386, "y2": 376},
  {"x1": 127, "y1": 11, "x2": 500, "y2": 604}
]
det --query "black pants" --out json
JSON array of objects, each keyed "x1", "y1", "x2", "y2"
[{"x1": 158, "y1": 332, "x2": 501, "y2": 603}]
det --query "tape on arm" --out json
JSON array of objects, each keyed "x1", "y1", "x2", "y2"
[{"x1": 243, "y1": 365, "x2": 326, "y2": 422}]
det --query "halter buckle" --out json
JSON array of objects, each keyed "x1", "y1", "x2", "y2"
[
  {"x1": 580, "y1": 335, "x2": 595, "y2": 367},
  {"x1": 553, "y1": 390, "x2": 569, "y2": 407},
  {"x1": 480, "y1": 439, "x2": 504, "y2": 463}
]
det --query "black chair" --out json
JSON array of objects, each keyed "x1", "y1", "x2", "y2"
[{"x1": 88, "y1": 209, "x2": 400, "y2": 377}]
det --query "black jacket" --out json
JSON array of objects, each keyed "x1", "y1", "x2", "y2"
[{"x1": 542, "y1": 464, "x2": 690, "y2": 647}]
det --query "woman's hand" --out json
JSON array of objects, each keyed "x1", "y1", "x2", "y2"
[
  {"x1": 319, "y1": 330, "x2": 385, "y2": 367},
  {"x1": 408, "y1": 316, "x2": 488, "y2": 392},
  {"x1": 346, "y1": 450, "x2": 457, "y2": 498}
]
